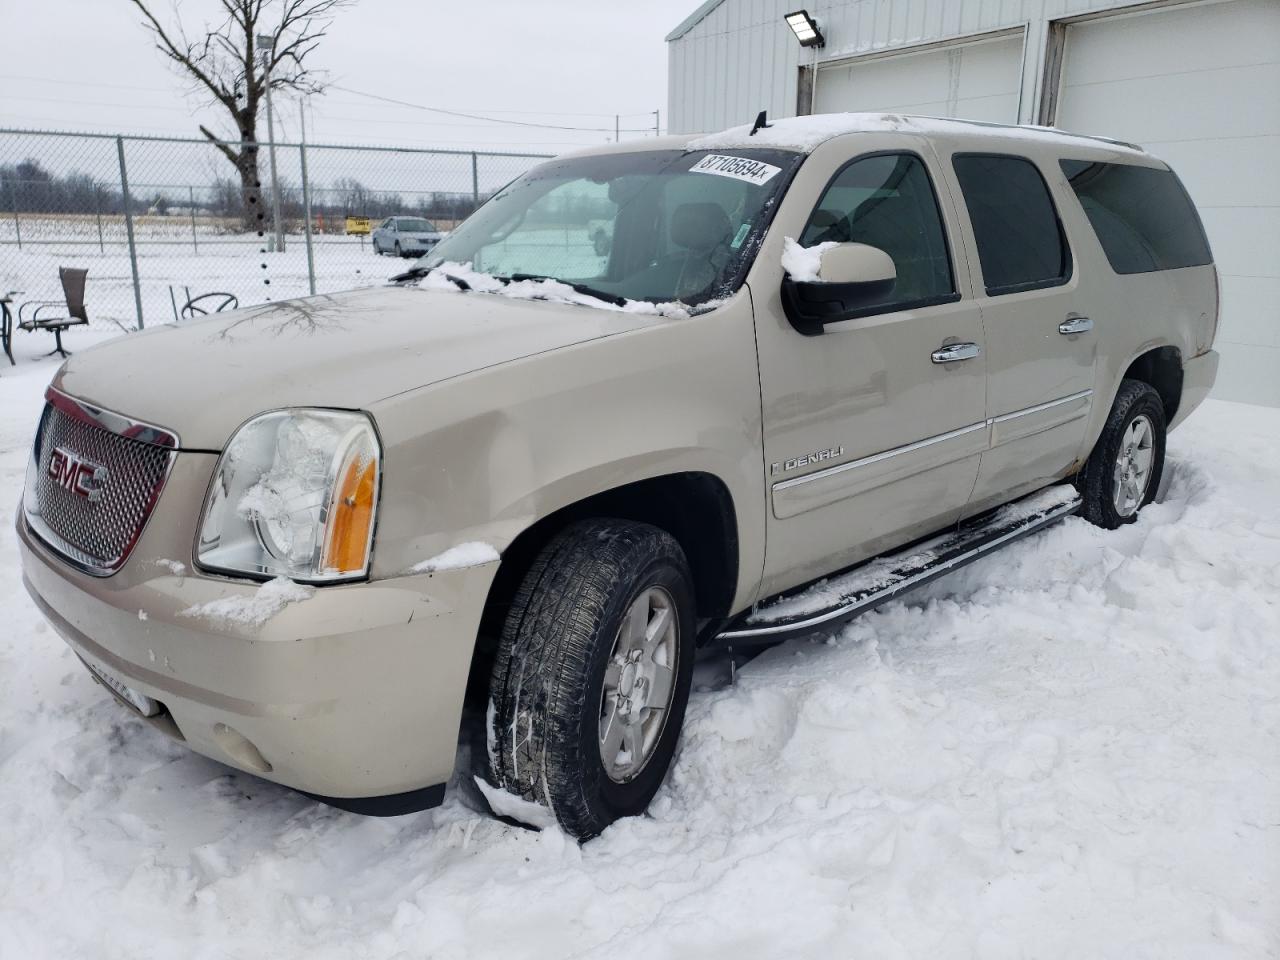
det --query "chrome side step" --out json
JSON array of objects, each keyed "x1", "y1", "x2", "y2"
[{"x1": 714, "y1": 485, "x2": 1082, "y2": 645}]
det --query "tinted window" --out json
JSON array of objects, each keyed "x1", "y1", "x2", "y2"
[
  {"x1": 799, "y1": 153, "x2": 955, "y2": 310},
  {"x1": 1060, "y1": 160, "x2": 1212, "y2": 274},
  {"x1": 952, "y1": 154, "x2": 1070, "y2": 295}
]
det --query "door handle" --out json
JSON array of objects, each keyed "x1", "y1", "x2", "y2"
[
  {"x1": 1059, "y1": 316, "x2": 1094, "y2": 335},
  {"x1": 931, "y1": 342, "x2": 982, "y2": 363}
]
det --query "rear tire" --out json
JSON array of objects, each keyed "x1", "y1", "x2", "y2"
[
  {"x1": 485, "y1": 519, "x2": 696, "y2": 840},
  {"x1": 1077, "y1": 378, "x2": 1167, "y2": 529}
]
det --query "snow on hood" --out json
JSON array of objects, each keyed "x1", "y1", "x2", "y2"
[
  {"x1": 688, "y1": 112, "x2": 1147, "y2": 157},
  {"x1": 53, "y1": 283, "x2": 697, "y2": 450}
]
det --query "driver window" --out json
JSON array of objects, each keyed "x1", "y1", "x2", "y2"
[{"x1": 800, "y1": 153, "x2": 955, "y2": 309}]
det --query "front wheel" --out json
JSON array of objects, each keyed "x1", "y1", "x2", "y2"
[
  {"x1": 1077, "y1": 378, "x2": 1167, "y2": 529},
  {"x1": 485, "y1": 519, "x2": 696, "y2": 840}
]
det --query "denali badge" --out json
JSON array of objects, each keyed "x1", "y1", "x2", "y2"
[
  {"x1": 48, "y1": 447, "x2": 108, "y2": 501},
  {"x1": 771, "y1": 446, "x2": 845, "y2": 476}
]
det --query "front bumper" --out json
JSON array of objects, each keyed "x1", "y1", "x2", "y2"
[
  {"x1": 18, "y1": 507, "x2": 497, "y2": 810},
  {"x1": 1170, "y1": 348, "x2": 1219, "y2": 430}
]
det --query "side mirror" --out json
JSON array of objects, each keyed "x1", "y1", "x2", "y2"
[{"x1": 781, "y1": 242, "x2": 897, "y2": 336}]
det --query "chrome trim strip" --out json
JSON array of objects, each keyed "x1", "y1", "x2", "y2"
[
  {"x1": 720, "y1": 496, "x2": 1081, "y2": 639},
  {"x1": 773, "y1": 421, "x2": 988, "y2": 492},
  {"x1": 46, "y1": 386, "x2": 181, "y2": 449},
  {"x1": 990, "y1": 388, "x2": 1092, "y2": 425},
  {"x1": 772, "y1": 389, "x2": 1094, "y2": 492}
]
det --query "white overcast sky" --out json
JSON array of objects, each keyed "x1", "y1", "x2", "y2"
[{"x1": 1, "y1": 0, "x2": 699, "y2": 152}]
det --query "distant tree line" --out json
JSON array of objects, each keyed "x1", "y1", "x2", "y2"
[{"x1": 2, "y1": 159, "x2": 485, "y2": 226}]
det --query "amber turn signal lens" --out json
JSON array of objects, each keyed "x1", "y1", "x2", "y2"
[{"x1": 321, "y1": 438, "x2": 379, "y2": 576}]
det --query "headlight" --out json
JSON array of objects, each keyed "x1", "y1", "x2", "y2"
[{"x1": 196, "y1": 409, "x2": 381, "y2": 583}]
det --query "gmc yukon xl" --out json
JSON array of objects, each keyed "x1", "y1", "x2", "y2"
[{"x1": 18, "y1": 114, "x2": 1219, "y2": 838}]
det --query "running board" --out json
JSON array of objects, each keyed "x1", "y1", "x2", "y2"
[{"x1": 714, "y1": 485, "x2": 1082, "y2": 645}]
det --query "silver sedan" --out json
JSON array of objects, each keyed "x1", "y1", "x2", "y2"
[{"x1": 371, "y1": 216, "x2": 446, "y2": 258}]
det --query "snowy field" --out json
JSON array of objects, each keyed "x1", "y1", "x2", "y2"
[
  {"x1": 1, "y1": 225, "x2": 398, "y2": 331},
  {"x1": 1, "y1": 219, "x2": 608, "y2": 332},
  {"x1": 0, "y1": 328, "x2": 1277, "y2": 958}
]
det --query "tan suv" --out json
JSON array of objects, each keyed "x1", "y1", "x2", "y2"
[{"x1": 18, "y1": 114, "x2": 1219, "y2": 839}]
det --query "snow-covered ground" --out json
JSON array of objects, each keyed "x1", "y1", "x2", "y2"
[{"x1": 0, "y1": 331, "x2": 1277, "y2": 958}]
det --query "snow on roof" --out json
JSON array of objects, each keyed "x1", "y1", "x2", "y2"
[
  {"x1": 687, "y1": 113, "x2": 1147, "y2": 157},
  {"x1": 665, "y1": 0, "x2": 727, "y2": 41}
]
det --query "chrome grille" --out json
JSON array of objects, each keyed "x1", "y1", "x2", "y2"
[{"x1": 24, "y1": 390, "x2": 178, "y2": 576}]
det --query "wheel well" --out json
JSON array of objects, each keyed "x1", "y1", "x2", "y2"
[
  {"x1": 464, "y1": 472, "x2": 740, "y2": 706},
  {"x1": 1123, "y1": 346, "x2": 1182, "y2": 424},
  {"x1": 492, "y1": 471, "x2": 738, "y2": 622}
]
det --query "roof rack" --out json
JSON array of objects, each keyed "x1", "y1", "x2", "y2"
[{"x1": 919, "y1": 115, "x2": 1145, "y2": 153}]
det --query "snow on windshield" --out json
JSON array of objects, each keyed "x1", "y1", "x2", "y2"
[{"x1": 416, "y1": 260, "x2": 714, "y2": 319}]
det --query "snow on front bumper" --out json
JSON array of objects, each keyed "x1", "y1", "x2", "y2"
[{"x1": 16, "y1": 499, "x2": 497, "y2": 804}]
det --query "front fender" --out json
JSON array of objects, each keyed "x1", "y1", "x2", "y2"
[{"x1": 367, "y1": 293, "x2": 766, "y2": 611}]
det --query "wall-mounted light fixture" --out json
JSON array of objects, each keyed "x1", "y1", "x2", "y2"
[{"x1": 785, "y1": 10, "x2": 824, "y2": 48}]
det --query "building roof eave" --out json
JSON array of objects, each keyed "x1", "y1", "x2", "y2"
[{"x1": 665, "y1": 0, "x2": 728, "y2": 42}]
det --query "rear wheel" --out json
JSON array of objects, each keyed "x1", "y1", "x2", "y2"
[
  {"x1": 1077, "y1": 379, "x2": 1167, "y2": 529},
  {"x1": 485, "y1": 519, "x2": 696, "y2": 840}
]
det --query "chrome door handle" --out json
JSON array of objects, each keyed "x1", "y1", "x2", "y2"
[
  {"x1": 931, "y1": 342, "x2": 982, "y2": 363},
  {"x1": 1059, "y1": 316, "x2": 1094, "y2": 335}
]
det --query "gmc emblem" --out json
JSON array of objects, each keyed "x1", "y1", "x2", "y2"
[{"x1": 48, "y1": 446, "x2": 108, "y2": 502}]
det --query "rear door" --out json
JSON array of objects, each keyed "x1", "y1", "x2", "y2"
[
  {"x1": 752, "y1": 137, "x2": 988, "y2": 598},
  {"x1": 940, "y1": 151, "x2": 1097, "y2": 515}
]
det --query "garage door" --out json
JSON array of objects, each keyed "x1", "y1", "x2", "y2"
[
  {"x1": 1055, "y1": 0, "x2": 1280, "y2": 407},
  {"x1": 814, "y1": 33, "x2": 1023, "y2": 123}
]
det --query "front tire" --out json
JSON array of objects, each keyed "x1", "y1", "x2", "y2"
[
  {"x1": 486, "y1": 519, "x2": 696, "y2": 840},
  {"x1": 1077, "y1": 378, "x2": 1167, "y2": 529}
]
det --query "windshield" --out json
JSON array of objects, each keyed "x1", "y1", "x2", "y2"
[
  {"x1": 422, "y1": 148, "x2": 803, "y2": 306},
  {"x1": 397, "y1": 218, "x2": 437, "y2": 233}
]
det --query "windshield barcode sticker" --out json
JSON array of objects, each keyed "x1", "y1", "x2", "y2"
[{"x1": 690, "y1": 154, "x2": 782, "y2": 186}]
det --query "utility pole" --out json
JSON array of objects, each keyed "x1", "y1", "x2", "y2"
[
  {"x1": 654, "y1": 109, "x2": 661, "y2": 137},
  {"x1": 257, "y1": 33, "x2": 286, "y2": 253},
  {"x1": 299, "y1": 97, "x2": 317, "y2": 295},
  {"x1": 615, "y1": 114, "x2": 620, "y2": 143}
]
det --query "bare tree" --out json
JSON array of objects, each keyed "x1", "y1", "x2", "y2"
[{"x1": 126, "y1": 0, "x2": 352, "y2": 225}]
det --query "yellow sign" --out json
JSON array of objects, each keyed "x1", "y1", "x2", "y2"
[{"x1": 345, "y1": 216, "x2": 372, "y2": 235}]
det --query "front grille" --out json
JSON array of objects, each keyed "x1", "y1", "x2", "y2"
[{"x1": 24, "y1": 390, "x2": 178, "y2": 576}]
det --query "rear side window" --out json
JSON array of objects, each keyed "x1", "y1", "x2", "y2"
[
  {"x1": 1060, "y1": 160, "x2": 1212, "y2": 274},
  {"x1": 952, "y1": 154, "x2": 1071, "y2": 296},
  {"x1": 799, "y1": 152, "x2": 956, "y2": 312}
]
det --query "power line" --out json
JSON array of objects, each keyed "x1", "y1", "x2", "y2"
[
  {"x1": 0, "y1": 73, "x2": 658, "y2": 121},
  {"x1": 329, "y1": 85, "x2": 659, "y2": 133}
]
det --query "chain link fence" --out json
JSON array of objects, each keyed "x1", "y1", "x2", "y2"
[{"x1": 0, "y1": 129, "x2": 550, "y2": 330}]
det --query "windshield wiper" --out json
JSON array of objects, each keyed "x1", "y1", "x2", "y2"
[
  {"x1": 502, "y1": 273, "x2": 627, "y2": 307},
  {"x1": 391, "y1": 263, "x2": 470, "y2": 290}
]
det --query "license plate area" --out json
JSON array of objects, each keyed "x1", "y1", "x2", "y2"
[{"x1": 81, "y1": 657, "x2": 161, "y2": 717}]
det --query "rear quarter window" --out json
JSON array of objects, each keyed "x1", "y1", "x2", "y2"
[{"x1": 1059, "y1": 160, "x2": 1212, "y2": 274}]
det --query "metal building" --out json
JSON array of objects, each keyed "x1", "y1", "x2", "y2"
[{"x1": 666, "y1": 0, "x2": 1279, "y2": 406}]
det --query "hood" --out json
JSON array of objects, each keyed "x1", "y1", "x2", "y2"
[{"x1": 55, "y1": 285, "x2": 661, "y2": 449}]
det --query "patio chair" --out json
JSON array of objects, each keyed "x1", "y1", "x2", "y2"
[
  {"x1": 18, "y1": 267, "x2": 90, "y2": 358},
  {"x1": 167, "y1": 286, "x2": 239, "y2": 322},
  {"x1": 180, "y1": 290, "x2": 238, "y2": 320}
]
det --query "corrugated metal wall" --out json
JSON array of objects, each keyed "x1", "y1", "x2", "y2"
[{"x1": 667, "y1": 0, "x2": 1166, "y2": 134}]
